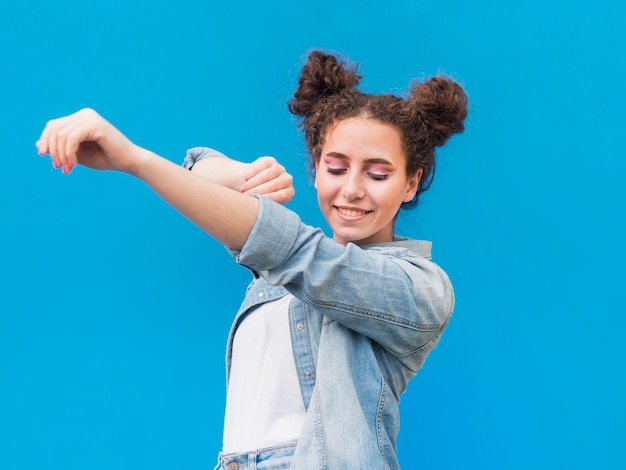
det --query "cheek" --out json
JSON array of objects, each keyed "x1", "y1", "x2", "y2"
[
  {"x1": 314, "y1": 173, "x2": 333, "y2": 197},
  {"x1": 374, "y1": 185, "x2": 408, "y2": 210}
]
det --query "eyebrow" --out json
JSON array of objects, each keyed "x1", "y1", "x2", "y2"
[{"x1": 324, "y1": 152, "x2": 395, "y2": 166}]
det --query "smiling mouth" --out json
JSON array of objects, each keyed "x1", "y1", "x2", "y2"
[{"x1": 336, "y1": 207, "x2": 371, "y2": 217}]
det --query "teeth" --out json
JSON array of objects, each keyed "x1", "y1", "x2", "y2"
[{"x1": 338, "y1": 207, "x2": 368, "y2": 217}]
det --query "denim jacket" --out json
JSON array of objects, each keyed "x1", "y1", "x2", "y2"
[{"x1": 184, "y1": 148, "x2": 454, "y2": 470}]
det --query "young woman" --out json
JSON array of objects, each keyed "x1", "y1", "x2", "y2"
[{"x1": 37, "y1": 50, "x2": 468, "y2": 469}]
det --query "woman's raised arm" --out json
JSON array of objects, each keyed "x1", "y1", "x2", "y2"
[{"x1": 36, "y1": 108, "x2": 265, "y2": 250}]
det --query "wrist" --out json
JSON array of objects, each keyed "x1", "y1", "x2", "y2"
[{"x1": 125, "y1": 144, "x2": 156, "y2": 177}]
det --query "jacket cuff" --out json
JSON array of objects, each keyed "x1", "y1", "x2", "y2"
[
  {"x1": 182, "y1": 147, "x2": 227, "y2": 170},
  {"x1": 231, "y1": 195, "x2": 301, "y2": 272}
]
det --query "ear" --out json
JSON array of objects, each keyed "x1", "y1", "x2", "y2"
[{"x1": 402, "y1": 169, "x2": 422, "y2": 203}]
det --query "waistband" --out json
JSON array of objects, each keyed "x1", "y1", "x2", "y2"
[{"x1": 215, "y1": 442, "x2": 298, "y2": 470}]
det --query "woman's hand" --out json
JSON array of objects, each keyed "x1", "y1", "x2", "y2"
[
  {"x1": 36, "y1": 108, "x2": 143, "y2": 175},
  {"x1": 240, "y1": 156, "x2": 295, "y2": 204},
  {"x1": 191, "y1": 154, "x2": 295, "y2": 205}
]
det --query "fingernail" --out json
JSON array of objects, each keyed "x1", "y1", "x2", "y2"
[{"x1": 52, "y1": 161, "x2": 61, "y2": 169}]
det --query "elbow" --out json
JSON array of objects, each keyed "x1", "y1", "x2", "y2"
[
  {"x1": 413, "y1": 267, "x2": 455, "y2": 330},
  {"x1": 401, "y1": 267, "x2": 454, "y2": 356}
]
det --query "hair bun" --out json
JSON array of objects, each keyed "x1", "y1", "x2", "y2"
[
  {"x1": 289, "y1": 51, "x2": 362, "y2": 117},
  {"x1": 410, "y1": 76, "x2": 468, "y2": 148}
]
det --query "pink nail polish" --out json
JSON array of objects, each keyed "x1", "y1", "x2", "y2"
[{"x1": 52, "y1": 161, "x2": 60, "y2": 169}]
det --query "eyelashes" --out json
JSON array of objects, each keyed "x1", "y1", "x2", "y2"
[{"x1": 326, "y1": 167, "x2": 388, "y2": 181}]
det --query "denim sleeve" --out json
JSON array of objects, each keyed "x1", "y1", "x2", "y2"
[
  {"x1": 181, "y1": 147, "x2": 227, "y2": 170},
  {"x1": 232, "y1": 196, "x2": 454, "y2": 359}
]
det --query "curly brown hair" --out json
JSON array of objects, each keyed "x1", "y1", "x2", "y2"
[{"x1": 288, "y1": 50, "x2": 468, "y2": 208}]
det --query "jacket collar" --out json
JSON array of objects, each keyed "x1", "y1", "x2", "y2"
[{"x1": 360, "y1": 237, "x2": 432, "y2": 260}]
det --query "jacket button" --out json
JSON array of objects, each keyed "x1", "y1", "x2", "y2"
[
  {"x1": 227, "y1": 463, "x2": 239, "y2": 470},
  {"x1": 258, "y1": 292, "x2": 264, "y2": 298},
  {"x1": 296, "y1": 323, "x2": 304, "y2": 330},
  {"x1": 304, "y1": 371, "x2": 312, "y2": 379}
]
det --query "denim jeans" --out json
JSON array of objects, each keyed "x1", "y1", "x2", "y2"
[{"x1": 215, "y1": 442, "x2": 297, "y2": 470}]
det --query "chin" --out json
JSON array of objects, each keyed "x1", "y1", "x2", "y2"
[{"x1": 334, "y1": 231, "x2": 371, "y2": 246}]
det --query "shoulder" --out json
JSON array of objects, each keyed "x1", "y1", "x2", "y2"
[{"x1": 365, "y1": 237, "x2": 453, "y2": 302}]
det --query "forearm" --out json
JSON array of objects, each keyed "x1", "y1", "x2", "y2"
[
  {"x1": 189, "y1": 154, "x2": 248, "y2": 191},
  {"x1": 131, "y1": 147, "x2": 259, "y2": 250}
]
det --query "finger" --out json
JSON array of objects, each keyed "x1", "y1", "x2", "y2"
[
  {"x1": 48, "y1": 119, "x2": 62, "y2": 169},
  {"x1": 43, "y1": 136, "x2": 62, "y2": 169},
  {"x1": 39, "y1": 116, "x2": 71, "y2": 170},
  {"x1": 242, "y1": 173, "x2": 283, "y2": 195},
  {"x1": 36, "y1": 119, "x2": 53, "y2": 156},
  {"x1": 242, "y1": 172, "x2": 294, "y2": 198},
  {"x1": 58, "y1": 120, "x2": 85, "y2": 174},
  {"x1": 243, "y1": 156, "x2": 280, "y2": 184},
  {"x1": 242, "y1": 160, "x2": 284, "y2": 193},
  {"x1": 248, "y1": 186, "x2": 296, "y2": 205},
  {"x1": 55, "y1": 119, "x2": 74, "y2": 174},
  {"x1": 36, "y1": 139, "x2": 59, "y2": 169},
  {"x1": 241, "y1": 170, "x2": 278, "y2": 193},
  {"x1": 244, "y1": 156, "x2": 276, "y2": 179}
]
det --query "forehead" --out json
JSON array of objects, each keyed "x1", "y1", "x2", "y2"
[{"x1": 323, "y1": 117, "x2": 405, "y2": 163}]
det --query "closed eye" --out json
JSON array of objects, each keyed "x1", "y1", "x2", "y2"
[
  {"x1": 368, "y1": 173, "x2": 388, "y2": 181},
  {"x1": 327, "y1": 168, "x2": 346, "y2": 175}
]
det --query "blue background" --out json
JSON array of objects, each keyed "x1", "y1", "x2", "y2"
[{"x1": 1, "y1": 1, "x2": 624, "y2": 468}]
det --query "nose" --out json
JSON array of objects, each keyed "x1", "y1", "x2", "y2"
[{"x1": 342, "y1": 172, "x2": 365, "y2": 201}]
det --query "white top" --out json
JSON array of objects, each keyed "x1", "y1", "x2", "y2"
[{"x1": 222, "y1": 293, "x2": 306, "y2": 453}]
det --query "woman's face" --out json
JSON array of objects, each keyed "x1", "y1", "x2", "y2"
[{"x1": 314, "y1": 117, "x2": 421, "y2": 246}]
